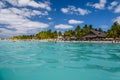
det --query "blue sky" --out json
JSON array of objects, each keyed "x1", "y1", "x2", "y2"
[{"x1": 0, "y1": 0, "x2": 120, "y2": 38}]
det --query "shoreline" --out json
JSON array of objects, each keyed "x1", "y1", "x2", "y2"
[{"x1": 0, "y1": 39, "x2": 119, "y2": 43}]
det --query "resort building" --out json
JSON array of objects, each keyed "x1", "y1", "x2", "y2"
[
  {"x1": 57, "y1": 36, "x2": 64, "y2": 41},
  {"x1": 82, "y1": 30, "x2": 106, "y2": 41}
]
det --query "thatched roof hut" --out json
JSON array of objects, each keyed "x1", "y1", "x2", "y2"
[{"x1": 83, "y1": 30, "x2": 106, "y2": 40}]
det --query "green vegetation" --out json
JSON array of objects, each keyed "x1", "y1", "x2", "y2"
[
  {"x1": 11, "y1": 22, "x2": 120, "y2": 40},
  {"x1": 63, "y1": 25, "x2": 104, "y2": 38},
  {"x1": 107, "y1": 22, "x2": 120, "y2": 39},
  {"x1": 36, "y1": 30, "x2": 58, "y2": 39},
  {"x1": 12, "y1": 35, "x2": 35, "y2": 39}
]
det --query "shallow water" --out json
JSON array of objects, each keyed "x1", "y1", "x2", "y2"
[{"x1": 0, "y1": 40, "x2": 120, "y2": 80}]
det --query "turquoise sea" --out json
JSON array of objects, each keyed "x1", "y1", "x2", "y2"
[{"x1": 0, "y1": 40, "x2": 120, "y2": 80}]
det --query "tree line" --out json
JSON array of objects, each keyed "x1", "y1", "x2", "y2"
[
  {"x1": 107, "y1": 22, "x2": 120, "y2": 39},
  {"x1": 11, "y1": 22, "x2": 120, "y2": 40}
]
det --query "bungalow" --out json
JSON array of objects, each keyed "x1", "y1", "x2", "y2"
[
  {"x1": 64, "y1": 36, "x2": 71, "y2": 41},
  {"x1": 57, "y1": 36, "x2": 64, "y2": 41},
  {"x1": 82, "y1": 30, "x2": 106, "y2": 41},
  {"x1": 64, "y1": 36, "x2": 79, "y2": 41}
]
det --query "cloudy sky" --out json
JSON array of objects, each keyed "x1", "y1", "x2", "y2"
[{"x1": 0, "y1": 0, "x2": 120, "y2": 38}]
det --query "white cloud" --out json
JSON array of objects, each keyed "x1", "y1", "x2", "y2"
[
  {"x1": 87, "y1": 0, "x2": 107, "y2": 9},
  {"x1": 0, "y1": 0, "x2": 52, "y2": 37},
  {"x1": 5, "y1": 0, "x2": 51, "y2": 11},
  {"x1": 8, "y1": 8, "x2": 48, "y2": 18},
  {"x1": 28, "y1": 1, "x2": 51, "y2": 11},
  {"x1": 113, "y1": 16, "x2": 120, "y2": 24},
  {"x1": 61, "y1": 8, "x2": 68, "y2": 13},
  {"x1": 5, "y1": 0, "x2": 17, "y2": 6},
  {"x1": 108, "y1": 1, "x2": 118, "y2": 10},
  {"x1": 55, "y1": 24, "x2": 73, "y2": 29},
  {"x1": 0, "y1": 1, "x2": 5, "y2": 8},
  {"x1": 61, "y1": 6, "x2": 90, "y2": 15},
  {"x1": 48, "y1": 17, "x2": 52, "y2": 20},
  {"x1": 111, "y1": 1, "x2": 118, "y2": 6},
  {"x1": 0, "y1": 7, "x2": 49, "y2": 37},
  {"x1": 68, "y1": 19, "x2": 84, "y2": 24},
  {"x1": 18, "y1": 0, "x2": 30, "y2": 6},
  {"x1": 114, "y1": 4, "x2": 120, "y2": 13}
]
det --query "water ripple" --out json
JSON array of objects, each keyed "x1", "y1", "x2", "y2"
[{"x1": 0, "y1": 41, "x2": 120, "y2": 80}]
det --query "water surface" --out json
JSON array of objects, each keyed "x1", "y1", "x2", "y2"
[{"x1": 0, "y1": 40, "x2": 120, "y2": 80}]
